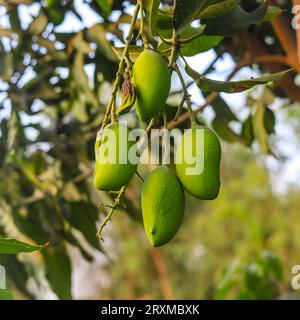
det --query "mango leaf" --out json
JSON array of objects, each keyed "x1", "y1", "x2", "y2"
[
  {"x1": 43, "y1": 248, "x2": 72, "y2": 300},
  {"x1": 204, "y1": 93, "x2": 238, "y2": 122},
  {"x1": 156, "y1": 12, "x2": 173, "y2": 38},
  {"x1": 158, "y1": 25, "x2": 220, "y2": 56},
  {"x1": 62, "y1": 201, "x2": 102, "y2": 251},
  {"x1": 203, "y1": 3, "x2": 267, "y2": 36},
  {"x1": 173, "y1": 0, "x2": 208, "y2": 34},
  {"x1": 263, "y1": 6, "x2": 282, "y2": 22},
  {"x1": 0, "y1": 237, "x2": 46, "y2": 254},
  {"x1": 112, "y1": 45, "x2": 144, "y2": 62},
  {"x1": 86, "y1": 24, "x2": 117, "y2": 62},
  {"x1": 253, "y1": 102, "x2": 273, "y2": 155},
  {"x1": 260, "y1": 251, "x2": 283, "y2": 281},
  {"x1": 185, "y1": 65, "x2": 293, "y2": 93},
  {"x1": 212, "y1": 118, "x2": 246, "y2": 144},
  {"x1": 96, "y1": 0, "x2": 112, "y2": 17},
  {"x1": 198, "y1": 0, "x2": 240, "y2": 19},
  {"x1": 144, "y1": 0, "x2": 161, "y2": 36},
  {"x1": 264, "y1": 107, "x2": 276, "y2": 134},
  {"x1": 241, "y1": 115, "x2": 254, "y2": 146},
  {"x1": 180, "y1": 35, "x2": 223, "y2": 56},
  {"x1": 0, "y1": 255, "x2": 34, "y2": 299}
]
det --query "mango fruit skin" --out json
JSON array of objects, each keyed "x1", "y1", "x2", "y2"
[
  {"x1": 93, "y1": 123, "x2": 138, "y2": 191},
  {"x1": 132, "y1": 50, "x2": 171, "y2": 121},
  {"x1": 175, "y1": 126, "x2": 221, "y2": 200},
  {"x1": 142, "y1": 167, "x2": 185, "y2": 247}
]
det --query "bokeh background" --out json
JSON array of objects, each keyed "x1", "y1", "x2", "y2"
[{"x1": 1, "y1": 0, "x2": 300, "y2": 299}]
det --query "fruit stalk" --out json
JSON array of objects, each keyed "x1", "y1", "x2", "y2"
[
  {"x1": 96, "y1": 186, "x2": 127, "y2": 240},
  {"x1": 174, "y1": 64, "x2": 197, "y2": 127},
  {"x1": 101, "y1": 2, "x2": 140, "y2": 129}
]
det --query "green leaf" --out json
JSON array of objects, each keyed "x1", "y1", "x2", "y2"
[
  {"x1": 253, "y1": 102, "x2": 272, "y2": 154},
  {"x1": 205, "y1": 94, "x2": 238, "y2": 122},
  {"x1": 0, "y1": 289, "x2": 13, "y2": 300},
  {"x1": 198, "y1": 0, "x2": 241, "y2": 19},
  {"x1": 264, "y1": 107, "x2": 276, "y2": 134},
  {"x1": 96, "y1": 0, "x2": 112, "y2": 16},
  {"x1": 62, "y1": 202, "x2": 102, "y2": 251},
  {"x1": 0, "y1": 237, "x2": 46, "y2": 254},
  {"x1": 203, "y1": 3, "x2": 268, "y2": 36},
  {"x1": 180, "y1": 35, "x2": 223, "y2": 56},
  {"x1": 112, "y1": 46, "x2": 144, "y2": 62},
  {"x1": 241, "y1": 115, "x2": 254, "y2": 146},
  {"x1": 263, "y1": 6, "x2": 282, "y2": 22},
  {"x1": 185, "y1": 65, "x2": 293, "y2": 93},
  {"x1": 43, "y1": 248, "x2": 72, "y2": 300},
  {"x1": 155, "y1": 12, "x2": 173, "y2": 38},
  {"x1": 86, "y1": 24, "x2": 117, "y2": 62},
  {"x1": 144, "y1": 0, "x2": 161, "y2": 36},
  {"x1": 260, "y1": 251, "x2": 283, "y2": 281},
  {"x1": 212, "y1": 118, "x2": 246, "y2": 144},
  {"x1": 173, "y1": 0, "x2": 208, "y2": 34},
  {"x1": 158, "y1": 26, "x2": 222, "y2": 56}
]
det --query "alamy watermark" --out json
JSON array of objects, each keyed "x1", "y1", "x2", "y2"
[
  {"x1": 95, "y1": 125, "x2": 205, "y2": 175},
  {"x1": 291, "y1": 265, "x2": 300, "y2": 290},
  {"x1": 292, "y1": 6, "x2": 300, "y2": 30}
]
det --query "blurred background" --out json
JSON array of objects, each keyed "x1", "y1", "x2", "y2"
[{"x1": 1, "y1": 0, "x2": 300, "y2": 299}]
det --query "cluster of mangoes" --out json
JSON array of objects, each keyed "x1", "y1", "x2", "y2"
[{"x1": 94, "y1": 50, "x2": 221, "y2": 247}]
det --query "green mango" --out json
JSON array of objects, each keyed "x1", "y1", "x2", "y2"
[
  {"x1": 132, "y1": 50, "x2": 171, "y2": 121},
  {"x1": 175, "y1": 126, "x2": 221, "y2": 200},
  {"x1": 142, "y1": 167, "x2": 185, "y2": 247},
  {"x1": 93, "y1": 123, "x2": 138, "y2": 191}
]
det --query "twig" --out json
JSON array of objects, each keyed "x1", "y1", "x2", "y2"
[
  {"x1": 150, "y1": 249, "x2": 174, "y2": 300},
  {"x1": 96, "y1": 186, "x2": 126, "y2": 240},
  {"x1": 174, "y1": 64, "x2": 197, "y2": 126},
  {"x1": 100, "y1": 3, "x2": 140, "y2": 130},
  {"x1": 137, "y1": 0, "x2": 150, "y2": 48}
]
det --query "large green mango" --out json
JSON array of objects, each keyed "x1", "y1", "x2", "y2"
[
  {"x1": 93, "y1": 123, "x2": 138, "y2": 191},
  {"x1": 142, "y1": 167, "x2": 185, "y2": 247},
  {"x1": 132, "y1": 50, "x2": 171, "y2": 121},
  {"x1": 175, "y1": 126, "x2": 221, "y2": 200}
]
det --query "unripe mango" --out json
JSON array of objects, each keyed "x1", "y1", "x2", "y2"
[
  {"x1": 132, "y1": 50, "x2": 171, "y2": 121},
  {"x1": 93, "y1": 123, "x2": 138, "y2": 191},
  {"x1": 175, "y1": 126, "x2": 221, "y2": 200},
  {"x1": 142, "y1": 167, "x2": 185, "y2": 247}
]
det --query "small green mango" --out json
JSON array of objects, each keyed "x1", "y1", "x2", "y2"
[
  {"x1": 175, "y1": 126, "x2": 221, "y2": 200},
  {"x1": 132, "y1": 50, "x2": 171, "y2": 121},
  {"x1": 94, "y1": 123, "x2": 138, "y2": 191},
  {"x1": 142, "y1": 167, "x2": 185, "y2": 247}
]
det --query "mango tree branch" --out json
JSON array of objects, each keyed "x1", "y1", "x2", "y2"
[{"x1": 167, "y1": 54, "x2": 289, "y2": 130}]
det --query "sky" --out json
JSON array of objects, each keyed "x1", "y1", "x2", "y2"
[{"x1": 0, "y1": 0, "x2": 300, "y2": 194}]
